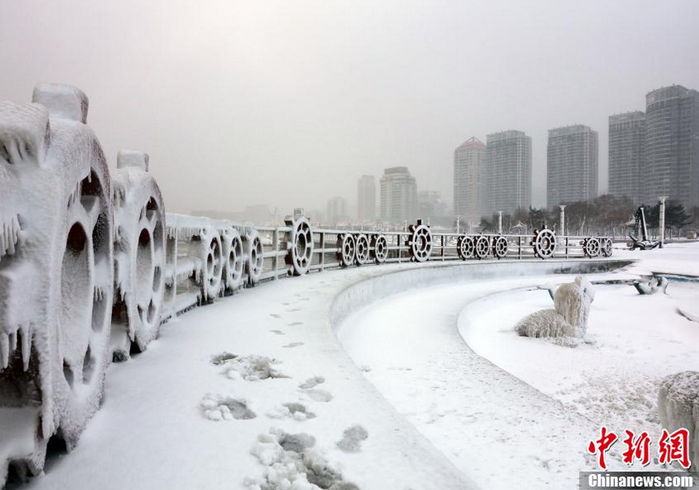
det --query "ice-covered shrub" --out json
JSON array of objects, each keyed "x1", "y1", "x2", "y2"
[
  {"x1": 658, "y1": 371, "x2": 699, "y2": 474},
  {"x1": 516, "y1": 276, "x2": 594, "y2": 341}
]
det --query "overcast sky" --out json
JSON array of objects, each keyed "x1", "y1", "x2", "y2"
[{"x1": 2, "y1": 0, "x2": 698, "y2": 215}]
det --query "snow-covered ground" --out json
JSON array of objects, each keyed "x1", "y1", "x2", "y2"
[
  {"x1": 16, "y1": 245, "x2": 699, "y2": 490},
  {"x1": 461, "y1": 281, "x2": 699, "y2": 443},
  {"x1": 23, "y1": 262, "x2": 483, "y2": 490},
  {"x1": 338, "y1": 244, "x2": 699, "y2": 489}
]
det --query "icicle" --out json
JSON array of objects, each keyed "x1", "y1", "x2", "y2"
[
  {"x1": 9, "y1": 330, "x2": 17, "y2": 352},
  {"x1": 20, "y1": 324, "x2": 31, "y2": 371},
  {"x1": 0, "y1": 214, "x2": 21, "y2": 260},
  {"x1": 42, "y1": 405, "x2": 55, "y2": 439},
  {"x1": 0, "y1": 333, "x2": 9, "y2": 369}
]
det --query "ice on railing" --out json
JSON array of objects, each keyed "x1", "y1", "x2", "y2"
[
  {"x1": 0, "y1": 214, "x2": 21, "y2": 261},
  {"x1": 0, "y1": 323, "x2": 32, "y2": 371}
]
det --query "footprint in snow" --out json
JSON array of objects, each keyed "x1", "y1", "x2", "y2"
[
  {"x1": 266, "y1": 402, "x2": 316, "y2": 421},
  {"x1": 288, "y1": 322, "x2": 303, "y2": 326},
  {"x1": 299, "y1": 376, "x2": 325, "y2": 389},
  {"x1": 283, "y1": 342, "x2": 304, "y2": 349},
  {"x1": 298, "y1": 376, "x2": 332, "y2": 402},
  {"x1": 200, "y1": 394, "x2": 256, "y2": 421},
  {"x1": 336, "y1": 425, "x2": 369, "y2": 453},
  {"x1": 270, "y1": 330, "x2": 285, "y2": 335},
  {"x1": 216, "y1": 354, "x2": 288, "y2": 381},
  {"x1": 304, "y1": 389, "x2": 333, "y2": 403},
  {"x1": 270, "y1": 313, "x2": 282, "y2": 319}
]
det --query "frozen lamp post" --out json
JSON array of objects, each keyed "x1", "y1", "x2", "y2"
[
  {"x1": 659, "y1": 196, "x2": 668, "y2": 248},
  {"x1": 498, "y1": 211, "x2": 503, "y2": 234},
  {"x1": 456, "y1": 215, "x2": 460, "y2": 234},
  {"x1": 559, "y1": 205, "x2": 566, "y2": 236}
]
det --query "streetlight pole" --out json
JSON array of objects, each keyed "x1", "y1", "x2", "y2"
[
  {"x1": 559, "y1": 205, "x2": 566, "y2": 236},
  {"x1": 498, "y1": 211, "x2": 503, "y2": 234},
  {"x1": 659, "y1": 196, "x2": 668, "y2": 248}
]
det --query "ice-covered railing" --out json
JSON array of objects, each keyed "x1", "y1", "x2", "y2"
[
  {"x1": 0, "y1": 82, "x2": 616, "y2": 486},
  {"x1": 161, "y1": 213, "x2": 615, "y2": 318}
]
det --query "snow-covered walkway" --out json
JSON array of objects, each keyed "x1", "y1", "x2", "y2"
[
  {"x1": 23, "y1": 259, "x2": 629, "y2": 490},
  {"x1": 339, "y1": 275, "x2": 612, "y2": 490}
]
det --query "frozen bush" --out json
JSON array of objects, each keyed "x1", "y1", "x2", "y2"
[{"x1": 516, "y1": 276, "x2": 594, "y2": 340}]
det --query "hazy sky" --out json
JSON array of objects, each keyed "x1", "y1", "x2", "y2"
[{"x1": 2, "y1": 0, "x2": 698, "y2": 215}]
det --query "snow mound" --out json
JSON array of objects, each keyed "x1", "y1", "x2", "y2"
[
  {"x1": 556, "y1": 372, "x2": 660, "y2": 435},
  {"x1": 200, "y1": 394, "x2": 256, "y2": 421},
  {"x1": 246, "y1": 428, "x2": 360, "y2": 490},
  {"x1": 216, "y1": 354, "x2": 288, "y2": 381},
  {"x1": 658, "y1": 371, "x2": 699, "y2": 473},
  {"x1": 516, "y1": 276, "x2": 594, "y2": 341}
]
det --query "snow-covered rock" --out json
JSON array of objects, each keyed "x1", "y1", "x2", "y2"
[{"x1": 657, "y1": 371, "x2": 699, "y2": 474}]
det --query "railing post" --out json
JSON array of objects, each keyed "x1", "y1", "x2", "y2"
[
  {"x1": 172, "y1": 228, "x2": 178, "y2": 306},
  {"x1": 320, "y1": 231, "x2": 325, "y2": 272},
  {"x1": 273, "y1": 227, "x2": 279, "y2": 280},
  {"x1": 518, "y1": 236, "x2": 522, "y2": 260}
]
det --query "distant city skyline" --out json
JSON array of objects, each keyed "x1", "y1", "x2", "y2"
[
  {"x1": 357, "y1": 175, "x2": 376, "y2": 223},
  {"x1": 4, "y1": 2, "x2": 696, "y2": 217},
  {"x1": 547, "y1": 124, "x2": 599, "y2": 208},
  {"x1": 454, "y1": 137, "x2": 485, "y2": 224},
  {"x1": 483, "y1": 130, "x2": 532, "y2": 217},
  {"x1": 199, "y1": 81, "x2": 698, "y2": 225},
  {"x1": 380, "y1": 166, "x2": 418, "y2": 223}
]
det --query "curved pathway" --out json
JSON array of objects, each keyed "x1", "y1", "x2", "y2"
[{"x1": 338, "y1": 272, "x2": 631, "y2": 490}]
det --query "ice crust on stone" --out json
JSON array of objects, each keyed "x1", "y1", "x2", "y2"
[{"x1": 657, "y1": 371, "x2": 699, "y2": 474}]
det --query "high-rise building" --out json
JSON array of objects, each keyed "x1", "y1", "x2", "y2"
[
  {"x1": 326, "y1": 196, "x2": 349, "y2": 225},
  {"x1": 380, "y1": 166, "x2": 417, "y2": 223},
  {"x1": 357, "y1": 175, "x2": 376, "y2": 223},
  {"x1": 609, "y1": 112, "x2": 645, "y2": 205},
  {"x1": 418, "y1": 190, "x2": 447, "y2": 221},
  {"x1": 453, "y1": 137, "x2": 486, "y2": 224},
  {"x1": 547, "y1": 125, "x2": 598, "y2": 207},
  {"x1": 482, "y1": 130, "x2": 532, "y2": 217},
  {"x1": 642, "y1": 85, "x2": 699, "y2": 207}
]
